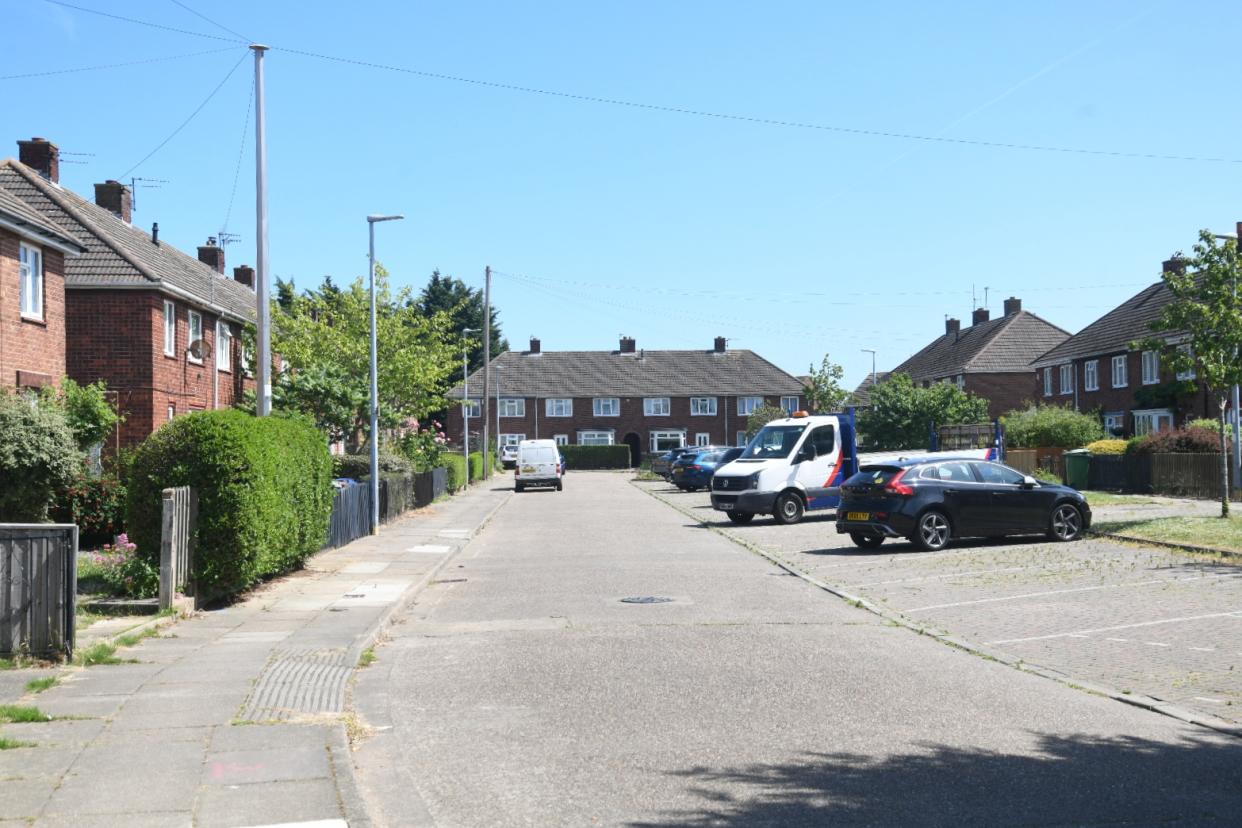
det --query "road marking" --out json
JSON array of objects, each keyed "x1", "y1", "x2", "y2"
[
  {"x1": 1067, "y1": 634, "x2": 1088, "y2": 638},
  {"x1": 1189, "y1": 646, "x2": 1216, "y2": 652},
  {"x1": 1145, "y1": 641, "x2": 1171, "y2": 647},
  {"x1": 985, "y1": 610, "x2": 1242, "y2": 645},
  {"x1": 1106, "y1": 637, "x2": 1128, "y2": 642},
  {"x1": 1193, "y1": 697, "x2": 1224, "y2": 704},
  {"x1": 904, "y1": 571, "x2": 1242, "y2": 613},
  {"x1": 845, "y1": 565, "x2": 1032, "y2": 588}
]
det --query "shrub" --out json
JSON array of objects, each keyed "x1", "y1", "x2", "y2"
[
  {"x1": 0, "y1": 392, "x2": 81, "y2": 521},
  {"x1": 1003, "y1": 405, "x2": 1103, "y2": 449},
  {"x1": 126, "y1": 410, "x2": 333, "y2": 601},
  {"x1": 332, "y1": 452, "x2": 411, "y2": 479},
  {"x1": 87, "y1": 534, "x2": 158, "y2": 598},
  {"x1": 1031, "y1": 467, "x2": 1062, "y2": 484},
  {"x1": 1188, "y1": 418, "x2": 1223, "y2": 431},
  {"x1": 51, "y1": 474, "x2": 126, "y2": 545},
  {"x1": 442, "y1": 453, "x2": 467, "y2": 491},
  {"x1": 397, "y1": 422, "x2": 448, "y2": 471},
  {"x1": 1125, "y1": 426, "x2": 1223, "y2": 455},
  {"x1": 1085, "y1": 439, "x2": 1128, "y2": 455},
  {"x1": 561, "y1": 444, "x2": 631, "y2": 469},
  {"x1": 42, "y1": 378, "x2": 123, "y2": 450},
  {"x1": 468, "y1": 451, "x2": 484, "y2": 481}
]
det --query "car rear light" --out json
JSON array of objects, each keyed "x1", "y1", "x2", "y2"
[
  {"x1": 691, "y1": 465, "x2": 701, "y2": 471},
  {"x1": 884, "y1": 469, "x2": 914, "y2": 496}
]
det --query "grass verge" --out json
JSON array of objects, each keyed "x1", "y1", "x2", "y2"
[
  {"x1": 25, "y1": 677, "x2": 58, "y2": 694},
  {"x1": 0, "y1": 705, "x2": 52, "y2": 723},
  {"x1": 0, "y1": 736, "x2": 35, "y2": 750},
  {"x1": 1081, "y1": 491, "x2": 1166, "y2": 507},
  {"x1": 1094, "y1": 514, "x2": 1242, "y2": 556}
]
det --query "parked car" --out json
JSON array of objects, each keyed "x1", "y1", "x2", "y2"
[
  {"x1": 671, "y1": 447, "x2": 744, "y2": 491},
  {"x1": 835, "y1": 458, "x2": 1091, "y2": 551},
  {"x1": 515, "y1": 439, "x2": 563, "y2": 492},
  {"x1": 650, "y1": 446, "x2": 699, "y2": 479},
  {"x1": 500, "y1": 443, "x2": 519, "y2": 469}
]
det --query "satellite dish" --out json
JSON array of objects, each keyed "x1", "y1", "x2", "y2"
[{"x1": 188, "y1": 339, "x2": 207, "y2": 361}]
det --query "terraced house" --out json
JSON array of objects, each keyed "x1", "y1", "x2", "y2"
[
  {"x1": 1, "y1": 138, "x2": 257, "y2": 450},
  {"x1": 446, "y1": 336, "x2": 806, "y2": 464}
]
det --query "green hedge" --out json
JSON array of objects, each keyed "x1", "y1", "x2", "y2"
[
  {"x1": 442, "y1": 453, "x2": 467, "y2": 492},
  {"x1": 469, "y1": 451, "x2": 485, "y2": 481},
  {"x1": 332, "y1": 452, "x2": 411, "y2": 479},
  {"x1": 561, "y1": 444, "x2": 631, "y2": 469},
  {"x1": 127, "y1": 409, "x2": 333, "y2": 601}
]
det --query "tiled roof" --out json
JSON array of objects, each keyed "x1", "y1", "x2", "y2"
[
  {"x1": 893, "y1": 311, "x2": 1070, "y2": 380},
  {"x1": 0, "y1": 184, "x2": 86, "y2": 253},
  {"x1": 0, "y1": 160, "x2": 256, "y2": 323},
  {"x1": 449, "y1": 348, "x2": 805, "y2": 398},
  {"x1": 846, "y1": 371, "x2": 891, "y2": 407},
  {"x1": 1032, "y1": 281, "x2": 1180, "y2": 367}
]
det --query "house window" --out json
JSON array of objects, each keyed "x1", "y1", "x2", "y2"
[
  {"x1": 216, "y1": 320, "x2": 232, "y2": 371},
  {"x1": 593, "y1": 397, "x2": 619, "y2": 416},
  {"x1": 736, "y1": 431, "x2": 747, "y2": 446},
  {"x1": 462, "y1": 398, "x2": 481, "y2": 418},
  {"x1": 1084, "y1": 360, "x2": 1099, "y2": 392},
  {"x1": 1059, "y1": 364, "x2": 1073, "y2": 395},
  {"x1": 1175, "y1": 344, "x2": 1196, "y2": 381},
  {"x1": 188, "y1": 311, "x2": 203, "y2": 362},
  {"x1": 644, "y1": 397, "x2": 670, "y2": 416},
  {"x1": 695, "y1": 432, "x2": 711, "y2": 446},
  {"x1": 780, "y1": 396, "x2": 799, "y2": 414},
  {"x1": 19, "y1": 243, "x2": 43, "y2": 319},
  {"x1": 650, "y1": 430, "x2": 685, "y2": 452},
  {"x1": 499, "y1": 397, "x2": 525, "y2": 417},
  {"x1": 1043, "y1": 367, "x2": 1052, "y2": 397},
  {"x1": 1133, "y1": 409, "x2": 1173, "y2": 436},
  {"x1": 545, "y1": 398, "x2": 572, "y2": 417},
  {"x1": 554, "y1": 434, "x2": 568, "y2": 446},
  {"x1": 690, "y1": 397, "x2": 717, "y2": 416},
  {"x1": 499, "y1": 433, "x2": 525, "y2": 446},
  {"x1": 578, "y1": 430, "x2": 614, "y2": 445},
  {"x1": 737, "y1": 396, "x2": 763, "y2": 416},
  {"x1": 1142, "y1": 350, "x2": 1160, "y2": 385},
  {"x1": 163, "y1": 301, "x2": 176, "y2": 355},
  {"x1": 1103, "y1": 411, "x2": 1125, "y2": 436},
  {"x1": 1112, "y1": 355, "x2": 1128, "y2": 388},
  {"x1": 167, "y1": 403, "x2": 175, "y2": 422},
  {"x1": 955, "y1": 375, "x2": 965, "y2": 391}
]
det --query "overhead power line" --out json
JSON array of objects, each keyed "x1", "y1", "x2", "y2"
[
  {"x1": 43, "y1": 0, "x2": 243, "y2": 43},
  {"x1": 167, "y1": 0, "x2": 251, "y2": 43},
  {"x1": 222, "y1": 75, "x2": 255, "y2": 234},
  {"x1": 0, "y1": 47, "x2": 241, "y2": 81}
]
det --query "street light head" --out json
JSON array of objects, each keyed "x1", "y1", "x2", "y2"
[{"x1": 367, "y1": 214, "x2": 405, "y2": 224}]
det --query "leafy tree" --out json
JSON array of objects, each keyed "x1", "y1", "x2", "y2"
[
  {"x1": 42, "y1": 378, "x2": 123, "y2": 451},
  {"x1": 745, "y1": 404, "x2": 789, "y2": 440},
  {"x1": 1137, "y1": 230, "x2": 1242, "y2": 516},
  {"x1": 275, "y1": 276, "x2": 298, "y2": 312},
  {"x1": 416, "y1": 270, "x2": 508, "y2": 372},
  {"x1": 1002, "y1": 404, "x2": 1103, "y2": 449},
  {"x1": 805, "y1": 354, "x2": 849, "y2": 414},
  {"x1": 859, "y1": 373, "x2": 990, "y2": 450},
  {"x1": 0, "y1": 391, "x2": 81, "y2": 521},
  {"x1": 270, "y1": 265, "x2": 461, "y2": 451}
]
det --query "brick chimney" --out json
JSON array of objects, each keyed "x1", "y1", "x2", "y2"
[
  {"x1": 972, "y1": 307, "x2": 990, "y2": 326},
  {"x1": 945, "y1": 318, "x2": 960, "y2": 337},
  {"x1": 619, "y1": 336, "x2": 636, "y2": 353},
  {"x1": 94, "y1": 180, "x2": 132, "y2": 223},
  {"x1": 18, "y1": 137, "x2": 59, "y2": 183},
  {"x1": 529, "y1": 337, "x2": 541, "y2": 354},
  {"x1": 714, "y1": 336, "x2": 727, "y2": 353},
  {"x1": 233, "y1": 264, "x2": 255, "y2": 289},
  {"x1": 197, "y1": 237, "x2": 225, "y2": 274},
  {"x1": 1003, "y1": 297, "x2": 1022, "y2": 316},
  {"x1": 1163, "y1": 257, "x2": 1188, "y2": 276}
]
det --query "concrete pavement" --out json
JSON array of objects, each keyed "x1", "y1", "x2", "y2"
[{"x1": 0, "y1": 475, "x2": 512, "y2": 827}]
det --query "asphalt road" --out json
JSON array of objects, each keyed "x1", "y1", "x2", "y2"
[{"x1": 350, "y1": 472, "x2": 1242, "y2": 827}]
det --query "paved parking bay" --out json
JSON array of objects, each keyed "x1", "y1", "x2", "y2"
[{"x1": 635, "y1": 480, "x2": 1242, "y2": 727}]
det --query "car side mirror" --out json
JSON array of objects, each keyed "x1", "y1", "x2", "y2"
[{"x1": 1022, "y1": 476, "x2": 1038, "y2": 489}]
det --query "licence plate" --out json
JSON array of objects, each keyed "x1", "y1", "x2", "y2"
[
  {"x1": 715, "y1": 502, "x2": 734, "y2": 510},
  {"x1": 846, "y1": 511, "x2": 870, "y2": 521}
]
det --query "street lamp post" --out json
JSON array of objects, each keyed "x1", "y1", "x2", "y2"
[
  {"x1": 494, "y1": 365, "x2": 504, "y2": 470},
  {"x1": 367, "y1": 214, "x2": 404, "y2": 534},
  {"x1": 461, "y1": 329, "x2": 478, "y2": 482},
  {"x1": 861, "y1": 348, "x2": 878, "y2": 400},
  {"x1": 1212, "y1": 231, "x2": 1241, "y2": 491}
]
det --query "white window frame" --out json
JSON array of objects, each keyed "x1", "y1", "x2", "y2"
[
  {"x1": 780, "y1": 395, "x2": 799, "y2": 414},
  {"x1": 462, "y1": 398, "x2": 481, "y2": 418},
  {"x1": 737, "y1": 396, "x2": 763, "y2": 416},
  {"x1": 649, "y1": 429, "x2": 686, "y2": 452},
  {"x1": 216, "y1": 319, "x2": 232, "y2": 372},
  {"x1": 188, "y1": 311, "x2": 203, "y2": 363},
  {"x1": 1059, "y1": 364, "x2": 1073, "y2": 395},
  {"x1": 499, "y1": 397, "x2": 525, "y2": 417},
  {"x1": 167, "y1": 403, "x2": 175, "y2": 422},
  {"x1": 690, "y1": 396, "x2": 717, "y2": 416},
  {"x1": 163, "y1": 301, "x2": 176, "y2": 356},
  {"x1": 578, "y1": 430, "x2": 614, "y2": 446},
  {"x1": 1083, "y1": 360, "x2": 1099, "y2": 392},
  {"x1": 1142, "y1": 350, "x2": 1160, "y2": 385},
  {"x1": 1133, "y1": 408, "x2": 1173, "y2": 437},
  {"x1": 592, "y1": 397, "x2": 620, "y2": 417},
  {"x1": 545, "y1": 398, "x2": 572, "y2": 417},
  {"x1": 695, "y1": 432, "x2": 711, "y2": 446},
  {"x1": 1103, "y1": 411, "x2": 1125, "y2": 436},
  {"x1": 19, "y1": 243, "x2": 43, "y2": 320},
  {"x1": 498, "y1": 433, "x2": 525, "y2": 446},
  {"x1": 1112, "y1": 355, "x2": 1128, "y2": 388},
  {"x1": 644, "y1": 397, "x2": 671, "y2": 416},
  {"x1": 1043, "y1": 367, "x2": 1052, "y2": 397},
  {"x1": 736, "y1": 430, "x2": 747, "y2": 446},
  {"x1": 955, "y1": 375, "x2": 965, "y2": 391},
  {"x1": 1175, "y1": 344, "x2": 1196, "y2": 381},
  {"x1": 553, "y1": 434, "x2": 568, "y2": 446}
]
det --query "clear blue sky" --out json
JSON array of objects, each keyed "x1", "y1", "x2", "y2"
[{"x1": 11, "y1": 1, "x2": 1242, "y2": 388}]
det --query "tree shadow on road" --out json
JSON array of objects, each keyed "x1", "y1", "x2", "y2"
[{"x1": 631, "y1": 731, "x2": 1242, "y2": 827}]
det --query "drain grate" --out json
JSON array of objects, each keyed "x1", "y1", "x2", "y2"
[
  {"x1": 620, "y1": 596, "x2": 674, "y2": 604},
  {"x1": 239, "y1": 647, "x2": 351, "y2": 721}
]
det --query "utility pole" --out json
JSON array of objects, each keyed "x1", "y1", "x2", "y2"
[
  {"x1": 252, "y1": 44, "x2": 272, "y2": 416},
  {"x1": 461, "y1": 328, "x2": 478, "y2": 483},
  {"x1": 482, "y1": 265, "x2": 492, "y2": 479}
]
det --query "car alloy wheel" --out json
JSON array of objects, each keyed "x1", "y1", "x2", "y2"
[
  {"x1": 914, "y1": 511, "x2": 950, "y2": 551},
  {"x1": 1049, "y1": 504, "x2": 1083, "y2": 541}
]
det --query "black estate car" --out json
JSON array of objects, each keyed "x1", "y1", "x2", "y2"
[{"x1": 835, "y1": 458, "x2": 1091, "y2": 552}]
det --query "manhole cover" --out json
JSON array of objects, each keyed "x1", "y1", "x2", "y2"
[{"x1": 620, "y1": 596, "x2": 674, "y2": 604}]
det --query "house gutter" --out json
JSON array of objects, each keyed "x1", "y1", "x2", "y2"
[{"x1": 0, "y1": 216, "x2": 87, "y2": 256}]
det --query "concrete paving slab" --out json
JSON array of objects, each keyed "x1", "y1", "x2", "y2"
[
  {"x1": 0, "y1": 779, "x2": 55, "y2": 819},
  {"x1": 209, "y1": 723, "x2": 333, "y2": 753},
  {"x1": 195, "y1": 778, "x2": 344, "y2": 828},
  {"x1": 34, "y1": 813, "x2": 193, "y2": 827},
  {"x1": 203, "y1": 745, "x2": 331, "y2": 785},
  {"x1": 33, "y1": 694, "x2": 128, "y2": 719},
  {"x1": 45, "y1": 763, "x2": 201, "y2": 815},
  {"x1": 0, "y1": 743, "x2": 77, "y2": 778},
  {"x1": 0, "y1": 717, "x2": 107, "y2": 745}
]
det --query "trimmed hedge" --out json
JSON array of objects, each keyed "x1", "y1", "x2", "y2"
[
  {"x1": 442, "y1": 453, "x2": 467, "y2": 492},
  {"x1": 1126, "y1": 426, "x2": 1224, "y2": 456},
  {"x1": 469, "y1": 451, "x2": 485, "y2": 481},
  {"x1": 1084, "y1": 439, "x2": 1127, "y2": 455},
  {"x1": 332, "y1": 452, "x2": 411, "y2": 479},
  {"x1": 127, "y1": 409, "x2": 333, "y2": 601},
  {"x1": 561, "y1": 444, "x2": 631, "y2": 469}
]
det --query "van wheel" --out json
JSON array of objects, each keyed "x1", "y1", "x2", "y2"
[
  {"x1": 726, "y1": 511, "x2": 754, "y2": 524},
  {"x1": 772, "y1": 492, "x2": 805, "y2": 525},
  {"x1": 556, "y1": 480, "x2": 563, "y2": 492}
]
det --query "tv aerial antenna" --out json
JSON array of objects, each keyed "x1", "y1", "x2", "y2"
[
  {"x1": 130, "y1": 176, "x2": 169, "y2": 211},
  {"x1": 217, "y1": 231, "x2": 242, "y2": 249}
]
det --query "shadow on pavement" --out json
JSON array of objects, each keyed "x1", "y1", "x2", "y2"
[{"x1": 631, "y1": 732, "x2": 1242, "y2": 826}]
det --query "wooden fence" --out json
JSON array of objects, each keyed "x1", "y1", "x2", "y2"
[
  {"x1": 0, "y1": 524, "x2": 77, "y2": 658},
  {"x1": 159, "y1": 487, "x2": 197, "y2": 612},
  {"x1": 1006, "y1": 448, "x2": 1066, "y2": 480},
  {"x1": 324, "y1": 467, "x2": 449, "y2": 551},
  {"x1": 1151, "y1": 453, "x2": 1235, "y2": 499}
]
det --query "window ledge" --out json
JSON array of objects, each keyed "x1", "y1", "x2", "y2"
[{"x1": 20, "y1": 313, "x2": 46, "y2": 326}]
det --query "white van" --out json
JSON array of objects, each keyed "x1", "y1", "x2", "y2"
[{"x1": 515, "y1": 439, "x2": 563, "y2": 492}]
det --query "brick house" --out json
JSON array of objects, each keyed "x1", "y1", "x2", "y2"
[
  {"x1": 888, "y1": 298, "x2": 1070, "y2": 419},
  {"x1": 845, "y1": 371, "x2": 891, "y2": 409},
  {"x1": 1, "y1": 139, "x2": 257, "y2": 450},
  {"x1": 446, "y1": 336, "x2": 807, "y2": 463},
  {"x1": 0, "y1": 179, "x2": 86, "y2": 390},
  {"x1": 1029, "y1": 253, "x2": 1227, "y2": 437}
]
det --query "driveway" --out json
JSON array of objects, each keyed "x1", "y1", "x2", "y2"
[{"x1": 636, "y1": 481, "x2": 1242, "y2": 728}]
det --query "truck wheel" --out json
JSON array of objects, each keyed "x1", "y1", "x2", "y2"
[
  {"x1": 772, "y1": 492, "x2": 805, "y2": 525},
  {"x1": 726, "y1": 511, "x2": 754, "y2": 524}
]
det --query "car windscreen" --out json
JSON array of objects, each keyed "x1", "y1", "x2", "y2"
[
  {"x1": 844, "y1": 466, "x2": 905, "y2": 487},
  {"x1": 741, "y1": 425, "x2": 807, "y2": 459},
  {"x1": 698, "y1": 451, "x2": 724, "y2": 464},
  {"x1": 521, "y1": 447, "x2": 558, "y2": 463}
]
